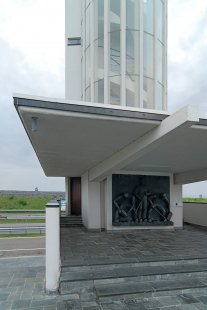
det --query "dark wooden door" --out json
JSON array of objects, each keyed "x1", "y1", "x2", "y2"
[{"x1": 71, "y1": 177, "x2": 81, "y2": 215}]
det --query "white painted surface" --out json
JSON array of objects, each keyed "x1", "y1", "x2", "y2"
[
  {"x1": 14, "y1": 93, "x2": 170, "y2": 115},
  {"x1": 45, "y1": 203, "x2": 60, "y2": 293},
  {"x1": 184, "y1": 203, "x2": 207, "y2": 227},
  {"x1": 65, "y1": 0, "x2": 82, "y2": 100},
  {"x1": 170, "y1": 181, "x2": 183, "y2": 228},
  {"x1": 65, "y1": 177, "x2": 71, "y2": 216},
  {"x1": 81, "y1": 171, "x2": 101, "y2": 230},
  {"x1": 175, "y1": 168, "x2": 207, "y2": 185},
  {"x1": 81, "y1": 172, "x2": 89, "y2": 228},
  {"x1": 18, "y1": 105, "x2": 160, "y2": 177},
  {"x1": 89, "y1": 105, "x2": 199, "y2": 182}
]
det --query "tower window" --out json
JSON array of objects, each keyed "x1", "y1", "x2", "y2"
[{"x1": 67, "y1": 37, "x2": 81, "y2": 46}]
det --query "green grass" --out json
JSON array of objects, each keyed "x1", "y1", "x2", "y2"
[
  {"x1": 183, "y1": 198, "x2": 207, "y2": 203},
  {"x1": 0, "y1": 233, "x2": 45, "y2": 238},
  {"x1": 0, "y1": 219, "x2": 45, "y2": 224},
  {"x1": 0, "y1": 196, "x2": 51, "y2": 210}
]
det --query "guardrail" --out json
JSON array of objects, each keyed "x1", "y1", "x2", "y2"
[
  {"x1": 0, "y1": 210, "x2": 45, "y2": 213},
  {"x1": 0, "y1": 226, "x2": 45, "y2": 234}
]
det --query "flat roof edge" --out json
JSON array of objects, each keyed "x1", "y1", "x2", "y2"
[{"x1": 14, "y1": 95, "x2": 169, "y2": 122}]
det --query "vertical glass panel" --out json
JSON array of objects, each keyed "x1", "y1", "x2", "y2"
[
  {"x1": 143, "y1": 77, "x2": 154, "y2": 109},
  {"x1": 126, "y1": 30, "x2": 139, "y2": 75},
  {"x1": 85, "y1": 47, "x2": 91, "y2": 87},
  {"x1": 85, "y1": 86, "x2": 91, "y2": 101},
  {"x1": 85, "y1": 5, "x2": 90, "y2": 48},
  {"x1": 94, "y1": 37, "x2": 104, "y2": 81},
  {"x1": 157, "y1": 0, "x2": 163, "y2": 42},
  {"x1": 156, "y1": 83, "x2": 163, "y2": 110},
  {"x1": 110, "y1": 76, "x2": 120, "y2": 105},
  {"x1": 126, "y1": 0, "x2": 139, "y2": 30},
  {"x1": 94, "y1": 0, "x2": 104, "y2": 39},
  {"x1": 110, "y1": 31, "x2": 121, "y2": 75},
  {"x1": 126, "y1": 75, "x2": 140, "y2": 107},
  {"x1": 143, "y1": 33, "x2": 154, "y2": 78},
  {"x1": 94, "y1": 79, "x2": 104, "y2": 103},
  {"x1": 143, "y1": 0, "x2": 154, "y2": 34},
  {"x1": 110, "y1": 0, "x2": 120, "y2": 32},
  {"x1": 157, "y1": 41, "x2": 163, "y2": 84}
]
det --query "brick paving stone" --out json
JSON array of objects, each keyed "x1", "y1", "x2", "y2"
[
  {"x1": 0, "y1": 293, "x2": 10, "y2": 301},
  {"x1": 126, "y1": 303, "x2": 147, "y2": 310},
  {"x1": 196, "y1": 295, "x2": 207, "y2": 305},
  {"x1": 1, "y1": 225, "x2": 207, "y2": 310},
  {"x1": 195, "y1": 304, "x2": 207, "y2": 309},
  {"x1": 11, "y1": 299, "x2": 31, "y2": 309},
  {"x1": 0, "y1": 301, "x2": 12, "y2": 310},
  {"x1": 178, "y1": 294, "x2": 200, "y2": 304},
  {"x1": 30, "y1": 298, "x2": 56, "y2": 307}
]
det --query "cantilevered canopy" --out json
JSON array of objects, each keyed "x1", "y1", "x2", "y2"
[
  {"x1": 14, "y1": 94, "x2": 168, "y2": 177},
  {"x1": 14, "y1": 94, "x2": 207, "y2": 185}
]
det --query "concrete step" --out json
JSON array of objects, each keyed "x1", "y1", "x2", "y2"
[
  {"x1": 60, "y1": 275, "x2": 207, "y2": 296},
  {"x1": 60, "y1": 216, "x2": 83, "y2": 227},
  {"x1": 61, "y1": 257, "x2": 207, "y2": 268},
  {"x1": 95, "y1": 277, "x2": 207, "y2": 298},
  {"x1": 59, "y1": 258, "x2": 207, "y2": 296},
  {"x1": 60, "y1": 262, "x2": 207, "y2": 282}
]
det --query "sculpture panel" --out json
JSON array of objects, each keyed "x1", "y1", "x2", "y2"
[{"x1": 112, "y1": 174, "x2": 173, "y2": 226}]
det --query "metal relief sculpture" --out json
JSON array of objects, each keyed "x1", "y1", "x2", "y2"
[{"x1": 112, "y1": 175, "x2": 173, "y2": 226}]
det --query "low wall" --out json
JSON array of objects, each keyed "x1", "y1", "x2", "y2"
[{"x1": 183, "y1": 202, "x2": 207, "y2": 227}]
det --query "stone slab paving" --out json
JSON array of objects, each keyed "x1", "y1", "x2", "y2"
[
  {"x1": 0, "y1": 225, "x2": 207, "y2": 309},
  {"x1": 61, "y1": 225, "x2": 207, "y2": 266}
]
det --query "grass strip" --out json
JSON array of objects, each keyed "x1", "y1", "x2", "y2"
[
  {"x1": 0, "y1": 196, "x2": 51, "y2": 210},
  {"x1": 0, "y1": 233, "x2": 45, "y2": 238},
  {"x1": 0, "y1": 219, "x2": 45, "y2": 224}
]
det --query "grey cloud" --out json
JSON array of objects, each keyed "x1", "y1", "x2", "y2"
[{"x1": 0, "y1": 38, "x2": 64, "y2": 190}]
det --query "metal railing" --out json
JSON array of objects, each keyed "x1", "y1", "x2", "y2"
[{"x1": 0, "y1": 226, "x2": 45, "y2": 234}]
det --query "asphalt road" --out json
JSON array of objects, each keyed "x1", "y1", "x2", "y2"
[{"x1": 0, "y1": 236, "x2": 45, "y2": 258}]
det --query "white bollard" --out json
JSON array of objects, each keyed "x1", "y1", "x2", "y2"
[{"x1": 45, "y1": 201, "x2": 60, "y2": 293}]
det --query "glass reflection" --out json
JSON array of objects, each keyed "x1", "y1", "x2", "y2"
[
  {"x1": 110, "y1": 31, "x2": 121, "y2": 75},
  {"x1": 143, "y1": 0, "x2": 154, "y2": 34},
  {"x1": 126, "y1": 0, "x2": 139, "y2": 30},
  {"x1": 110, "y1": 76, "x2": 120, "y2": 105},
  {"x1": 143, "y1": 33, "x2": 153, "y2": 78}
]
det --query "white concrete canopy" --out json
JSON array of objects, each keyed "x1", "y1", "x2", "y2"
[
  {"x1": 14, "y1": 94, "x2": 167, "y2": 177},
  {"x1": 14, "y1": 94, "x2": 207, "y2": 185}
]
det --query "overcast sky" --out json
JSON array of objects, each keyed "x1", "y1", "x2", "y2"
[{"x1": 1, "y1": 0, "x2": 207, "y2": 196}]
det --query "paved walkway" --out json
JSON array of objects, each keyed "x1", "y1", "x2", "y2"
[
  {"x1": 0, "y1": 237, "x2": 45, "y2": 258},
  {"x1": 0, "y1": 225, "x2": 207, "y2": 309},
  {"x1": 61, "y1": 224, "x2": 207, "y2": 265},
  {"x1": 0, "y1": 255, "x2": 207, "y2": 310}
]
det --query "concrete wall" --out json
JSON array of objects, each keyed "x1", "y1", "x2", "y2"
[
  {"x1": 65, "y1": 0, "x2": 82, "y2": 100},
  {"x1": 81, "y1": 172, "x2": 101, "y2": 230},
  {"x1": 81, "y1": 170, "x2": 183, "y2": 231},
  {"x1": 184, "y1": 202, "x2": 207, "y2": 227}
]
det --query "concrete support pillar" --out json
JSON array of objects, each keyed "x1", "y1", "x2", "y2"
[
  {"x1": 81, "y1": 171, "x2": 101, "y2": 230},
  {"x1": 45, "y1": 202, "x2": 60, "y2": 293},
  {"x1": 65, "y1": 177, "x2": 71, "y2": 216},
  {"x1": 171, "y1": 180, "x2": 183, "y2": 229}
]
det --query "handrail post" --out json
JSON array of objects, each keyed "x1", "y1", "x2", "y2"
[{"x1": 45, "y1": 201, "x2": 60, "y2": 293}]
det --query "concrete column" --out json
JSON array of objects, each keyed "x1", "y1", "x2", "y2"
[
  {"x1": 171, "y1": 179, "x2": 183, "y2": 229},
  {"x1": 81, "y1": 171, "x2": 101, "y2": 230},
  {"x1": 45, "y1": 202, "x2": 60, "y2": 293},
  {"x1": 65, "y1": 177, "x2": 71, "y2": 216}
]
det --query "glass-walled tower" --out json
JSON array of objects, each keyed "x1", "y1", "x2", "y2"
[{"x1": 82, "y1": 0, "x2": 167, "y2": 110}]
